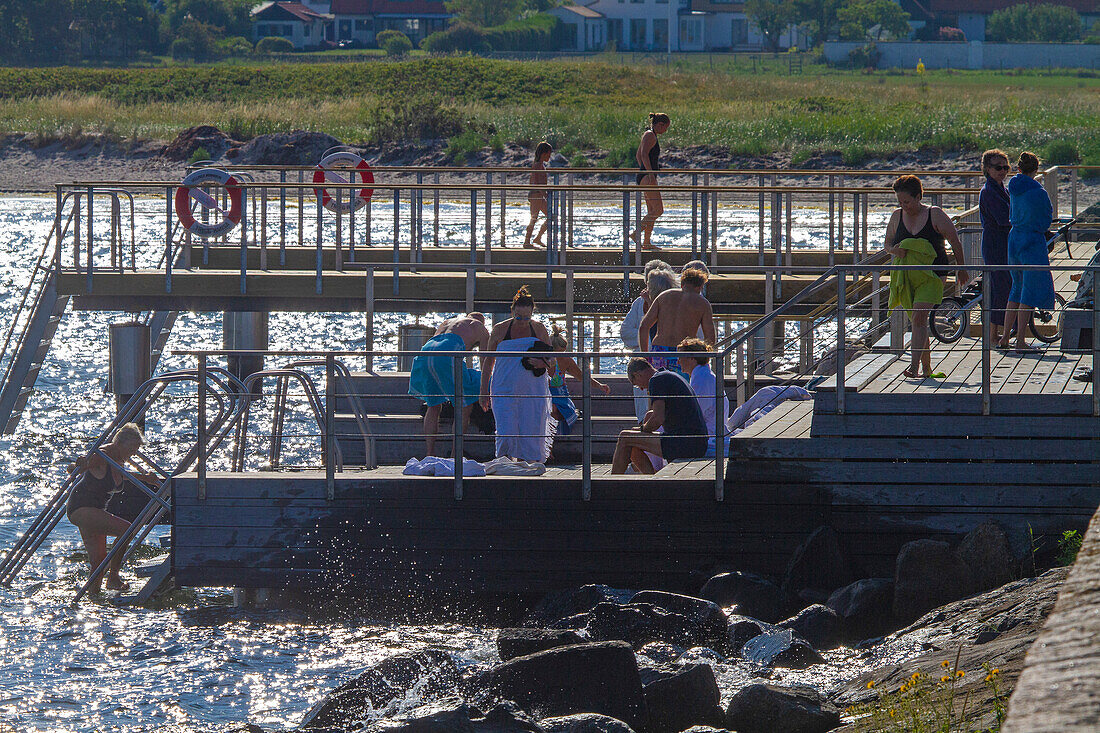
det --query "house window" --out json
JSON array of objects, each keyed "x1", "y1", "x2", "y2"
[
  {"x1": 653, "y1": 18, "x2": 668, "y2": 47},
  {"x1": 355, "y1": 19, "x2": 372, "y2": 31},
  {"x1": 679, "y1": 17, "x2": 699, "y2": 46},
  {"x1": 283, "y1": 25, "x2": 293, "y2": 36},
  {"x1": 339, "y1": 19, "x2": 352, "y2": 37},
  {"x1": 404, "y1": 19, "x2": 420, "y2": 34},
  {"x1": 630, "y1": 18, "x2": 646, "y2": 48},
  {"x1": 731, "y1": 18, "x2": 748, "y2": 45}
]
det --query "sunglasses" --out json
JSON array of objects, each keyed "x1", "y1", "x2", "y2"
[
  {"x1": 990, "y1": 164, "x2": 1010, "y2": 172},
  {"x1": 513, "y1": 314, "x2": 532, "y2": 321}
]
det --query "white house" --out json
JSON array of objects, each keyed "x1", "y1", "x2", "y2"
[
  {"x1": 579, "y1": 0, "x2": 693, "y2": 52},
  {"x1": 689, "y1": 0, "x2": 807, "y2": 50},
  {"x1": 329, "y1": 0, "x2": 450, "y2": 47},
  {"x1": 547, "y1": 4, "x2": 608, "y2": 51},
  {"x1": 251, "y1": 1, "x2": 333, "y2": 49}
]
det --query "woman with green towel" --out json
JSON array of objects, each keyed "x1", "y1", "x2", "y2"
[{"x1": 883, "y1": 175, "x2": 969, "y2": 379}]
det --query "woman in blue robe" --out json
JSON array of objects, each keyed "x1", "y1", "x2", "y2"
[
  {"x1": 999, "y1": 151, "x2": 1055, "y2": 352},
  {"x1": 979, "y1": 149, "x2": 1012, "y2": 342}
]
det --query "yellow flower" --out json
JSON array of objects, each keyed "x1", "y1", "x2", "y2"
[
  {"x1": 942, "y1": 661, "x2": 951, "y2": 668},
  {"x1": 985, "y1": 674, "x2": 994, "y2": 682},
  {"x1": 956, "y1": 670, "x2": 965, "y2": 678},
  {"x1": 867, "y1": 680, "x2": 876, "y2": 689},
  {"x1": 911, "y1": 672, "x2": 921, "y2": 680},
  {"x1": 991, "y1": 668, "x2": 1000, "y2": 675},
  {"x1": 941, "y1": 675, "x2": 952, "y2": 682},
  {"x1": 917, "y1": 59, "x2": 926, "y2": 75},
  {"x1": 889, "y1": 709, "x2": 896, "y2": 717}
]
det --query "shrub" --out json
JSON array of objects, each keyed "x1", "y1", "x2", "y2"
[
  {"x1": 937, "y1": 26, "x2": 966, "y2": 42},
  {"x1": 255, "y1": 36, "x2": 294, "y2": 54},
  {"x1": 188, "y1": 146, "x2": 212, "y2": 164},
  {"x1": 1045, "y1": 140, "x2": 1081, "y2": 165},
  {"x1": 422, "y1": 14, "x2": 565, "y2": 54},
  {"x1": 421, "y1": 22, "x2": 491, "y2": 54},
  {"x1": 570, "y1": 152, "x2": 590, "y2": 168},
  {"x1": 172, "y1": 19, "x2": 222, "y2": 62},
  {"x1": 848, "y1": 43, "x2": 880, "y2": 69},
  {"x1": 377, "y1": 30, "x2": 413, "y2": 56},
  {"x1": 445, "y1": 128, "x2": 485, "y2": 163},
  {"x1": 987, "y1": 3, "x2": 1083, "y2": 42},
  {"x1": 367, "y1": 94, "x2": 462, "y2": 141},
  {"x1": 218, "y1": 36, "x2": 254, "y2": 57},
  {"x1": 1056, "y1": 529, "x2": 1083, "y2": 566}
]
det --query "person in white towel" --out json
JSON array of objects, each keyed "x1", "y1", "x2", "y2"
[
  {"x1": 676, "y1": 337, "x2": 730, "y2": 451},
  {"x1": 480, "y1": 286, "x2": 555, "y2": 463}
]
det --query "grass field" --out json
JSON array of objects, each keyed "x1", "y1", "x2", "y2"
[{"x1": 0, "y1": 56, "x2": 1097, "y2": 167}]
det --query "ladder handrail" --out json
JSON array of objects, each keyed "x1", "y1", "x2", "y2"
[
  {"x1": 233, "y1": 367, "x2": 338, "y2": 472},
  {"x1": 285, "y1": 358, "x2": 377, "y2": 469}
]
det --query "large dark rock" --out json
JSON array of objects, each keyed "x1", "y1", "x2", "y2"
[
  {"x1": 778, "y1": 604, "x2": 842, "y2": 651},
  {"x1": 539, "y1": 714, "x2": 634, "y2": 733},
  {"x1": 497, "y1": 628, "x2": 586, "y2": 661},
  {"x1": 162, "y1": 125, "x2": 236, "y2": 161},
  {"x1": 725, "y1": 684, "x2": 841, "y2": 733},
  {"x1": 585, "y1": 602, "x2": 725, "y2": 650},
  {"x1": 300, "y1": 650, "x2": 458, "y2": 729},
  {"x1": 700, "y1": 572, "x2": 785, "y2": 622},
  {"x1": 523, "y1": 585, "x2": 635, "y2": 628},
  {"x1": 726, "y1": 614, "x2": 776, "y2": 656},
  {"x1": 954, "y1": 523, "x2": 1015, "y2": 594},
  {"x1": 236, "y1": 130, "x2": 345, "y2": 166},
  {"x1": 474, "y1": 703, "x2": 546, "y2": 733},
  {"x1": 476, "y1": 642, "x2": 646, "y2": 731},
  {"x1": 740, "y1": 628, "x2": 824, "y2": 669},
  {"x1": 642, "y1": 663, "x2": 724, "y2": 733},
  {"x1": 371, "y1": 701, "x2": 475, "y2": 733},
  {"x1": 629, "y1": 591, "x2": 728, "y2": 649},
  {"x1": 826, "y1": 578, "x2": 895, "y2": 644},
  {"x1": 893, "y1": 539, "x2": 973, "y2": 625},
  {"x1": 782, "y1": 526, "x2": 852, "y2": 599}
]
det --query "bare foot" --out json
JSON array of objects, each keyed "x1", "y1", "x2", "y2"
[
  {"x1": 641, "y1": 241, "x2": 663, "y2": 251},
  {"x1": 629, "y1": 230, "x2": 640, "y2": 246},
  {"x1": 106, "y1": 578, "x2": 130, "y2": 592},
  {"x1": 902, "y1": 367, "x2": 920, "y2": 379},
  {"x1": 529, "y1": 239, "x2": 545, "y2": 249}
]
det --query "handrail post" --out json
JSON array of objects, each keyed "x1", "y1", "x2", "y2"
[
  {"x1": 85, "y1": 186, "x2": 93, "y2": 293},
  {"x1": 836, "y1": 269, "x2": 845, "y2": 415},
  {"x1": 165, "y1": 187, "x2": 173, "y2": 293},
  {"x1": 392, "y1": 188, "x2": 400, "y2": 295},
  {"x1": 55, "y1": 185, "x2": 63, "y2": 270},
  {"x1": 715, "y1": 351, "x2": 725, "y2": 501},
  {"x1": 622, "y1": 175, "x2": 631, "y2": 298},
  {"x1": 581, "y1": 354, "x2": 592, "y2": 500},
  {"x1": 315, "y1": 189, "x2": 323, "y2": 295},
  {"x1": 279, "y1": 169, "x2": 286, "y2": 266},
  {"x1": 453, "y1": 354, "x2": 464, "y2": 500},
  {"x1": 1093, "y1": 266, "x2": 1099, "y2": 417},
  {"x1": 982, "y1": 271, "x2": 991, "y2": 416},
  {"x1": 197, "y1": 355, "x2": 207, "y2": 500},
  {"x1": 470, "y1": 190, "x2": 477, "y2": 261},
  {"x1": 325, "y1": 353, "x2": 335, "y2": 500}
]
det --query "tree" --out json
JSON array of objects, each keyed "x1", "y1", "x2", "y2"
[
  {"x1": 791, "y1": 0, "x2": 847, "y2": 47},
  {"x1": 987, "y1": 3, "x2": 1082, "y2": 43},
  {"x1": 0, "y1": 0, "x2": 79, "y2": 64},
  {"x1": 444, "y1": 0, "x2": 525, "y2": 28},
  {"x1": 837, "y1": 0, "x2": 910, "y2": 41},
  {"x1": 171, "y1": 17, "x2": 220, "y2": 61},
  {"x1": 72, "y1": 0, "x2": 158, "y2": 59},
  {"x1": 745, "y1": 0, "x2": 796, "y2": 51},
  {"x1": 377, "y1": 29, "x2": 413, "y2": 55}
]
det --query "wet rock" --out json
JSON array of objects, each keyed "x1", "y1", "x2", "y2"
[
  {"x1": 539, "y1": 714, "x2": 634, "y2": 733},
  {"x1": 628, "y1": 591, "x2": 728, "y2": 648},
  {"x1": 162, "y1": 125, "x2": 237, "y2": 161},
  {"x1": 300, "y1": 650, "x2": 458, "y2": 729},
  {"x1": 893, "y1": 539, "x2": 973, "y2": 625},
  {"x1": 236, "y1": 130, "x2": 344, "y2": 166},
  {"x1": 229, "y1": 725, "x2": 265, "y2": 733},
  {"x1": 700, "y1": 572, "x2": 785, "y2": 622},
  {"x1": 642, "y1": 663, "x2": 724, "y2": 733},
  {"x1": 676, "y1": 647, "x2": 726, "y2": 665},
  {"x1": 726, "y1": 614, "x2": 776, "y2": 655},
  {"x1": 740, "y1": 628, "x2": 824, "y2": 669},
  {"x1": 585, "y1": 602, "x2": 725, "y2": 650},
  {"x1": 497, "y1": 629, "x2": 586, "y2": 661},
  {"x1": 725, "y1": 684, "x2": 840, "y2": 733},
  {"x1": 523, "y1": 585, "x2": 635, "y2": 628},
  {"x1": 474, "y1": 702, "x2": 545, "y2": 733},
  {"x1": 636, "y1": 641, "x2": 683, "y2": 664},
  {"x1": 372, "y1": 701, "x2": 474, "y2": 732},
  {"x1": 678, "y1": 728, "x2": 736, "y2": 733},
  {"x1": 778, "y1": 604, "x2": 843, "y2": 651},
  {"x1": 476, "y1": 641, "x2": 646, "y2": 731},
  {"x1": 954, "y1": 523, "x2": 1015, "y2": 594},
  {"x1": 782, "y1": 526, "x2": 852, "y2": 599},
  {"x1": 826, "y1": 578, "x2": 895, "y2": 644}
]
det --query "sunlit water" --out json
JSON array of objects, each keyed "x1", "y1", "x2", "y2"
[{"x1": 0, "y1": 196, "x2": 893, "y2": 732}]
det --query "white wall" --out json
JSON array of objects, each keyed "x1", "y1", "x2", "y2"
[
  {"x1": 824, "y1": 40, "x2": 1100, "y2": 69},
  {"x1": 586, "y1": 0, "x2": 689, "y2": 51}
]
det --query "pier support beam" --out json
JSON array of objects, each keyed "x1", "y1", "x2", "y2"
[
  {"x1": 108, "y1": 322, "x2": 151, "y2": 421},
  {"x1": 223, "y1": 312, "x2": 269, "y2": 390}
]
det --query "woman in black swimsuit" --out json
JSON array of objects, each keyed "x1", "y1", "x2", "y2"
[
  {"x1": 67, "y1": 423, "x2": 145, "y2": 593},
  {"x1": 882, "y1": 175, "x2": 969, "y2": 379},
  {"x1": 630, "y1": 112, "x2": 670, "y2": 252}
]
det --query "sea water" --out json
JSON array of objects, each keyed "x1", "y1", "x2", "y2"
[{"x1": 0, "y1": 196, "x2": 892, "y2": 732}]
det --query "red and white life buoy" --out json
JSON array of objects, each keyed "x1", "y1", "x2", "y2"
[
  {"x1": 175, "y1": 168, "x2": 243, "y2": 239},
  {"x1": 313, "y1": 151, "x2": 374, "y2": 214}
]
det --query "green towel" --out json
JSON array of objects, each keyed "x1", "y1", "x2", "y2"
[{"x1": 888, "y1": 237, "x2": 944, "y2": 312}]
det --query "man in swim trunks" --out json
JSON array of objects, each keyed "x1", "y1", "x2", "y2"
[
  {"x1": 638, "y1": 267, "x2": 716, "y2": 371},
  {"x1": 408, "y1": 313, "x2": 490, "y2": 456}
]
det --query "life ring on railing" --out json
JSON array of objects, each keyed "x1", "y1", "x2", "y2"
[
  {"x1": 313, "y1": 152, "x2": 374, "y2": 213},
  {"x1": 174, "y1": 168, "x2": 243, "y2": 239}
]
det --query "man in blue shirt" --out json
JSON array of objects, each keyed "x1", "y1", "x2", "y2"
[{"x1": 611, "y1": 358, "x2": 709, "y2": 474}]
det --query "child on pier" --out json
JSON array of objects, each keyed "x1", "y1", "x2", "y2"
[
  {"x1": 547, "y1": 325, "x2": 610, "y2": 434},
  {"x1": 524, "y1": 142, "x2": 553, "y2": 249}
]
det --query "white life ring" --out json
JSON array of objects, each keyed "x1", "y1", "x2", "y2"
[
  {"x1": 313, "y1": 152, "x2": 374, "y2": 214},
  {"x1": 175, "y1": 168, "x2": 243, "y2": 239}
]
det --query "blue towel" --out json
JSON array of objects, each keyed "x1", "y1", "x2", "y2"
[
  {"x1": 1007, "y1": 173, "x2": 1055, "y2": 310},
  {"x1": 408, "y1": 333, "x2": 481, "y2": 407},
  {"x1": 549, "y1": 374, "x2": 577, "y2": 435}
]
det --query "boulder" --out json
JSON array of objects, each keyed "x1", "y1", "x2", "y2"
[
  {"x1": 778, "y1": 605, "x2": 842, "y2": 651},
  {"x1": 642, "y1": 663, "x2": 725, "y2": 733},
  {"x1": 372, "y1": 701, "x2": 475, "y2": 733},
  {"x1": 826, "y1": 578, "x2": 895, "y2": 644},
  {"x1": 677, "y1": 728, "x2": 736, "y2": 733},
  {"x1": 585, "y1": 602, "x2": 725, "y2": 650},
  {"x1": 628, "y1": 592, "x2": 728, "y2": 649},
  {"x1": 740, "y1": 629, "x2": 824, "y2": 669},
  {"x1": 954, "y1": 523, "x2": 1015, "y2": 594},
  {"x1": 523, "y1": 585, "x2": 635, "y2": 628},
  {"x1": 473, "y1": 703, "x2": 546, "y2": 733},
  {"x1": 162, "y1": 125, "x2": 236, "y2": 161},
  {"x1": 782, "y1": 526, "x2": 852, "y2": 599},
  {"x1": 476, "y1": 642, "x2": 646, "y2": 731},
  {"x1": 539, "y1": 714, "x2": 634, "y2": 733},
  {"x1": 300, "y1": 650, "x2": 458, "y2": 729},
  {"x1": 700, "y1": 572, "x2": 785, "y2": 622},
  {"x1": 497, "y1": 629, "x2": 586, "y2": 661},
  {"x1": 726, "y1": 614, "x2": 775, "y2": 656},
  {"x1": 236, "y1": 130, "x2": 345, "y2": 166},
  {"x1": 893, "y1": 539, "x2": 973, "y2": 625},
  {"x1": 725, "y1": 684, "x2": 841, "y2": 733}
]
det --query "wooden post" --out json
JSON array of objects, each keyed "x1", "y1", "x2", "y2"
[
  {"x1": 836, "y1": 271, "x2": 846, "y2": 415},
  {"x1": 433, "y1": 172, "x2": 440, "y2": 247},
  {"x1": 279, "y1": 170, "x2": 286, "y2": 266},
  {"x1": 890, "y1": 308, "x2": 906, "y2": 355},
  {"x1": 453, "y1": 355, "x2": 464, "y2": 500},
  {"x1": 1044, "y1": 167, "x2": 1059, "y2": 219},
  {"x1": 828, "y1": 174, "x2": 835, "y2": 266},
  {"x1": 566, "y1": 269, "x2": 575, "y2": 349},
  {"x1": 465, "y1": 266, "x2": 475, "y2": 314},
  {"x1": 799, "y1": 327, "x2": 813, "y2": 372},
  {"x1": 982, "y1": 271, "x2": 991, "y2": 416},
  {"x1": 593, "y1": 316, "x2": 601, "y2": 374},
  {"x1": 715, "y1": 351, "x2": 725, "y2": 502},
  {"x1": 260, "y1": 185, "x2": 268, "y2": 271},
  {"x1": 197, "y1": 355, "x2": 207, "y2": 500},
  {"x1": 581, "y1": 355, "x2": 592, "y2": 501}
]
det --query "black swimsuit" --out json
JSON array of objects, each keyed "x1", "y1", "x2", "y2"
[
  {"x1": 894, "y1": 209, "x2": 950, "y2": 277},
  {"x1": 636, "y1": 136, "x2": 660, "y2": 185},
  {"x1": 67, "y1": 467, "x2": 123, "y2": 517}
]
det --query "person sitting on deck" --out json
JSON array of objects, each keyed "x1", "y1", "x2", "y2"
[
  {"x1": 638, "y1": 266, "x2": 716, "y2": 371},
  {"x1": 408, "y1": 313, "x2": 490, "y2": 456},
  {"x1": 676, "y1": 337, "x2": 730, "y2": 452},
  {"x1": 612, "y1": 358, "x2": 708, "y2": 474},
  {"x1": 548, "y1": 325, "x2": 610, "y2": 434},
  {"x1": 66, "y1": 423, "x2": 145, "y2": 594}
]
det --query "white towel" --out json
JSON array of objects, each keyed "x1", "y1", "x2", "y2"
[
  {"x1": 490, "y1": 337, "x2": 554, "y2": 462},
  {"x1": 403, "y1": 457, "x2": 487, "y2": 477},
  {"x1": 484, "y1": 456, "x2": 547, "y2": 476}
]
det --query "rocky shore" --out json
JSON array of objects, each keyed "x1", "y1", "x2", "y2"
[
  {"x1": 6, "y1": 126, "x2": 1092, "y2": 197},
  {"x1": 226, "y1": 522, "x2": 1067, "y2": 733}
]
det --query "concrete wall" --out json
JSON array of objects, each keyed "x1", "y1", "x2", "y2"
[{"x1": 824, "y1": 40, "x2": 1100, "y2": 69}]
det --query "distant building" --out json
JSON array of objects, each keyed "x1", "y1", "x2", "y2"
[
  {"x1": 252, "y1": 1, "x2": 333, "y2": 50},
  {"x1": 922, "y1": 0, "x2": 1098, "y2": 41},
  {"x1": 547, "y1": 4, "x2": 608, "y2": 51},
  {"x1": 329, "y1": 0, "x2": 450, "y2": 47},
  {"x1": 690, "y1": 0, "x2": 806, "y2": 50}
]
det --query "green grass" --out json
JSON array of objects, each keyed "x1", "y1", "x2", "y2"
[{"x1": 0, "y1": 56, "x2": 1098, "y2": 165}]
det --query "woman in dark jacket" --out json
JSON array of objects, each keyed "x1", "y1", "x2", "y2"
[{"x1": 979, "y1": 149, "x2": 1012, "y2": 343}]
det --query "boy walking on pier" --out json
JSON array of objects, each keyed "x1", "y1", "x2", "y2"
[{"x1": 408, "y1": 313, "x2": 490, "y2": 456}]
